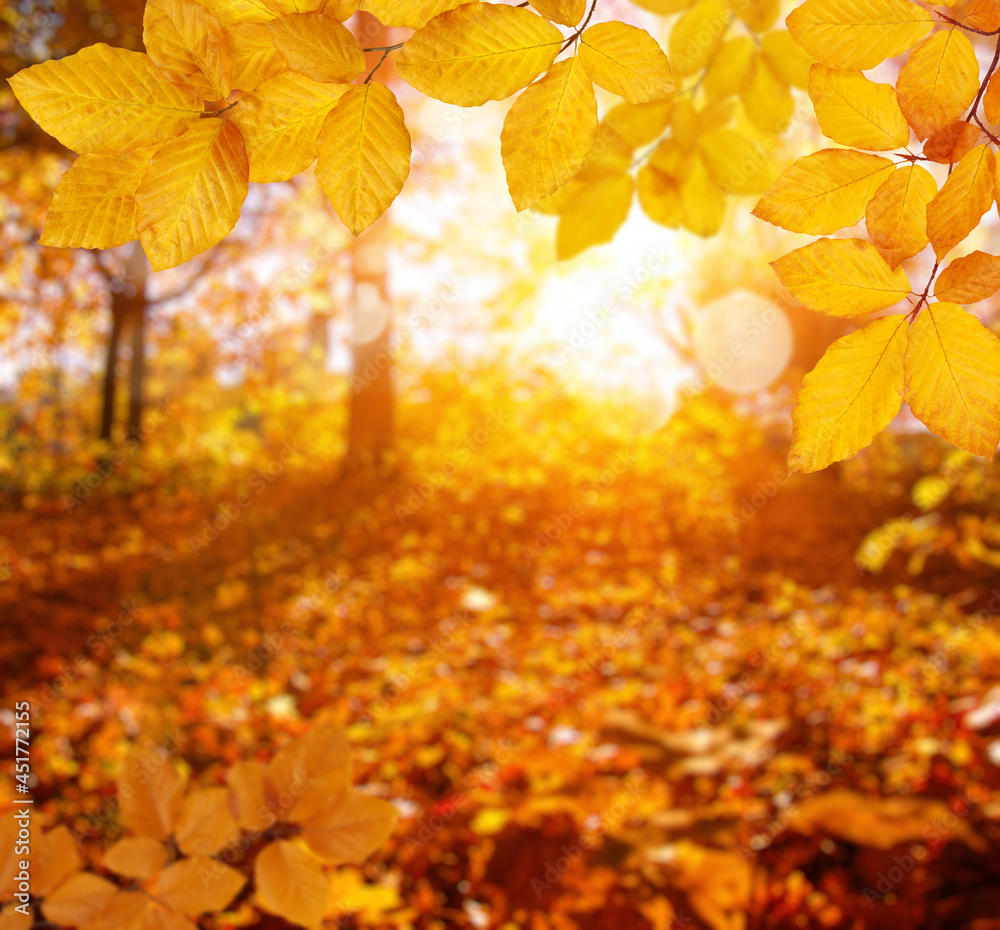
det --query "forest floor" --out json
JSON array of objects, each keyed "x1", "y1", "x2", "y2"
[{"x1": 2, "y1": 387, "x2": 1000, "y2": 930}]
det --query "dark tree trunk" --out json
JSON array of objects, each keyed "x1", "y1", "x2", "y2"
[
  {"x1": 127, "y1": 299, "x2": 145, "y2": 443},
  {"x1": 347, "y1": 12, "x2": 396, "y2": 459},
  {"x1": 99, "y1": 297, "x2": 124, "y2": 441}
]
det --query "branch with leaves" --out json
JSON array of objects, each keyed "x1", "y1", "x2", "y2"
[{"x1": 752, "y1": 0, "x2": 1000, "y2": 474}]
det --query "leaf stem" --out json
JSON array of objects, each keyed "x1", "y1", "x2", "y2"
[
  {"x1": 560, "y1": 0, "x2": 598, "y2": 52},
  {"x1": 910, "y1": 259, "x2": 940, "y2": 320}
]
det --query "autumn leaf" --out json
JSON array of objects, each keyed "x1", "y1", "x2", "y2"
[
  {"x1": 698, "y1": 129, "x2": 772, "y2": 194},
  {"x1": 118, "y1": 746, "x2": 187, "y2": 841},
  {"x1": 103, "y1": 837, "x2": 169, "y2": 880},
  {"x1": 528, "y1": 0, "x2": 586, "y2": 26},
  {"x1": 923, "y1": 122, "x2": 982, "y2": 165},
  {"x1": 144, "y1": 0, "x2": 233, "y2": 100},
  {"x1": 227, "y1": 760, "x2": 269, "y2": 829},
  {"x1": 201, "y1": 0, "x2": 277, "y2": 25},
  {"x1": 8, "y1": 44, "x2": 202, "y2": 154},
  {"x1": 175, "y1": 787, "x2": 239, "y2": 856},
  {"x1": 39, "y1": 149, "x2": 154, "y2": 249},
  {"x1": 760, "y1": 30, "x2": 813, "y2": 88},
  {"x1": 786, "y1": 0, "x2": 933, "y2": 70},
  {"x1": 865, "y1": 164, "x2": 937, "y2": 268},
  {"x1": 638, "y1": 163, "x2": 682, "y2": 228},
  {"x1": 266, "y1": 723, "x2": 354, "y2": 823},
  {"x1": 299, "y1": 791, "x2": 399, "y2": 864},
  {"x1": 360, "y1": 0, "x2": 466, "y2": 28},
  {"x1": 396, "y1": 3, "x2": 563, "y2": 106},
  {"x1": 772, "y1": 238, "x2": 911, "y2": 316},
  {"x1": 808, "y1": 65, "x2": 909, "y2": 151},
  {"x1": 703, "y1": 38, "x2": 755, "y2": 101},
  {"x1": 233, "y1": 72, "x2": 347, "y2": 183},
  {"x1": 255, "y1": 840, "x2": 329, "y2": 928},
  {"x1": 151, "y1": 857, "x2": 246, "y2": 914},
  {"x1": 985, "y1": 71, "x2": 1000, "y2": 124},
  {"x1": 501, "y1": 57, "x2": 598, "y2": 213},
  {"x1": 228, "y1": 22, "x2": 287, "y2": 91},
  {"x1": 905, "y1": 302, "x2": 1000, "y2": 458},
  {"x1": 556, "y1": 174, "x2": 634, "y2": 259},
  {"x1": 267, "y1": 12, "x2": 365, "y2": 84},
  {"x1": 934, "y1": 251, "x2": 1000, "y2": 304},
  {"x1": 135, "y1": 118, "x2": 249, "y2": 271},
  {"x1": 602, "y1": 99, "x2": 674, "y2": 148},
  {"x1": 33, "y1": 827, "x2": 81, "y2": 899},
  {"x1": 681, "y1": 157, "x2": 726, "y2": 236},
  {"x1": 315, "y1": 83, "x2": 411, "y2": 238},
  {"x1": 964, "y1": 0, "x2": 1000, "y2": 32},
  {"x1": 85, "y1": 892, "x2": 152, "y2": 930},
  {"x1": 42, "y1": 873, "x2": 118, "y2": 926},
  {"x1": 752, "y1": 149, "x2": 894, "y2": 235},
  {"x1": 741, "y1": 54, "x2": 793, "y2": 134},
  {"x1": 895, "y1": 30, "x2": 979, "y2": 141},
  {"x1": 579, "y1": 22, "x2": 674, "y2": 104},
  {"x1": 670, "y1": 0, "x2": 727, "y2": 76},
  {"x1": 790, "y1": 313, "x2": 908, "y2": 474},
  {"x1": 925, "y1": 144, "x2": 996, "y2": 261}
]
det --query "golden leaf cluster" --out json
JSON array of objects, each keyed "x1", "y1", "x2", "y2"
[{"x1": 755, "y1": 0, "x2": 1000, "y2": 472}]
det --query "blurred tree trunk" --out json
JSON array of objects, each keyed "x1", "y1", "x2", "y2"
[
  {"x1": 127, "y1": 299, "x2": 145, "y2": 442},
  {"x1": 99, "y1": 296, "x2": 124, "y2": 442},
  {"x1": 347, "y1": 13, "x2": 395, "y2": 459}
]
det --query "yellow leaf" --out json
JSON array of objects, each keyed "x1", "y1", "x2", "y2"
[
  {"x1": 772, "y1": 238, "x2": 911, "y2": 316},
  {"x1": 808, "y1": 65, "x2": 909, "y2": 151},
  {"x1": 176, "y1": 787, "x2": 239, "y2": 857},
  {"x1": 300, "y1": 791, "x2": 398, "y2": 864},
  {"x1": 264, "y1": 0, "x2": 326, "y2": 11},
  {"x1": 789, "y1": 314, "x2": 908, "y2": 473},
  {"x1": 500, "y1": 57, "x2": 597, "y2": 213},
  {"x1": 360, "y1": 0, "x2": 466, "y2": 28},
  {"x1": 255, "y1": 840, "x2": 329, "y2": 928},
  {"x1": 201, "y1": 0, "x2": 276, "y2": 25},
  {"x1": 926, "y1": 144, "x2": 995, "y2": 261},
  {"x1": 266, "y1": 724, "x2": 353, "y2": 823},
  {"x1": 865, "y1": 164, "x2": 936, "y2": 268},
  {"x1": 703, "y1": 37, "x2": 755, "y2": 102},
  {"x1": 923, "y1": 121, "x2": 982, "y2": 165},
  {"x1": 322, "y1": 0, "x2": 361, "y2": 19},
  {"x1": 136, "y1": 118, "x2": 249, "y2": 271},
  {"x1": 905, "y1": 302, "x2": 1000, "y2": 458},
  {"x1": 227, "y1": 760, "x2": 269, "y2": 830},
  {"x1": 681, "y1": 156, "x2": 725, "y2": 236},
  {"x1": 670, "y1": 0, "x2": 728, "y2": 77},
  {"x1": 741, "y1": 55, "x2": 792, "y2": 134},
  {"x1": 267, "y1": 12, "x2": 365, "y2": 83},
  {"x1": 229, "y1": 22, "x2": 288, "y2": 91},
  {"x1": 42, "y1": 873, "x2": 118, "y2": 926},
  {"x1": 934, "y1": 251, "x2": 1000, "y2": 304},
  {"x1": 316, "y1": 83, "x2": 411, "y2": 237},
  {"x1": 8, "y1": 44, "x2": 202, "y2": 154},
  {"x1": 233, "y1": 72, "x2": 347, "y2": 182},
  {"x1": 118, "y1": 746, "x2": 187, "y2": 841},
  {"x1": 638, "y1": 164, "x2": 683, "y2": 228},
  {"x1": 727, "y1": 0, "x2": 779, "y2": 31},
  {"x1": 528, "y1": 0, "x2": 585, "y2": 26},
  {"x1": 896, "y1": 30, "x2": 979, "y2": 141},
  {"x1": 753, "y1": 149, "x2": 894, "y2": 234},
  {"x1": 698, "y1": 128, "x2": 772, "y2": 194},
  {"x1": 396, "y1": 3, "x2": 562, "y2": 105},
  {"x1": 151, "y1": 857, "x2": 246, "y2": 914},
  {"x1": 555, "y1": 173, "x2": 633, "y2": 259},
  {"x1": 985, "y1": 70, "x2": 1000, "y2": 125},
  {"x1": 579, "y1": 22, "x2": 674, "y2": 104},
  {"x1": 602, "y1": 99, "x2": 673, "y2": 147},
  {"x1": 34, "y1": 827, "x2": 81, "y2": 899},
  {"x1": 103, "y1": 837, "x2": 169, "y2": 880},
  {"x1": 39, "y1": 149, "x2": 155, "y2": 249},
  {"x1": 144, "y1": 0, "x2": 233, "y2": 100},
  {"x1": 786, "y1": 0, "x2": 933, "y2": 70},
  {"x1": 760, "y1": 30, "x2": 813, "y2": 89}
]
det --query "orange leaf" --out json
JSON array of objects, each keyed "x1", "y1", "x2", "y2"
[
  {"x1": 934, "y1": 251, "x2": 1000, "y2": 304},
  {"x1": 103, "y1": 837, "x2": 168, "y2": 880},
  {"x1": 175, "y1": 787, "x2": 238, "y2": 857},
  {"x1": 33, "y1": 826, "x2": 81, "y2": 899},
  {"x1": 926, "y1": 144, "x2": 995, "y2": 260},
  {"x1": 150, "y1": 857, "x2": 246, "y2": 915},
  {"x1": 268, "y1": 724, "x2": 352, "y2": 823},
  {"x1": 923, "y1": 122, "x2": 982, "y2": 165},
  {"x1": 227, "y1": 760, "x2": 269, "y2": 830},
  {"x1": 42, "y1": 873, "x2": 118, "y2": 926},
  {"x1": 300, "y1": 791, "x2": 398, "y2": 864},
  {"x1": 254, "y1": 840, "x2": 329, "y2": 928}
]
